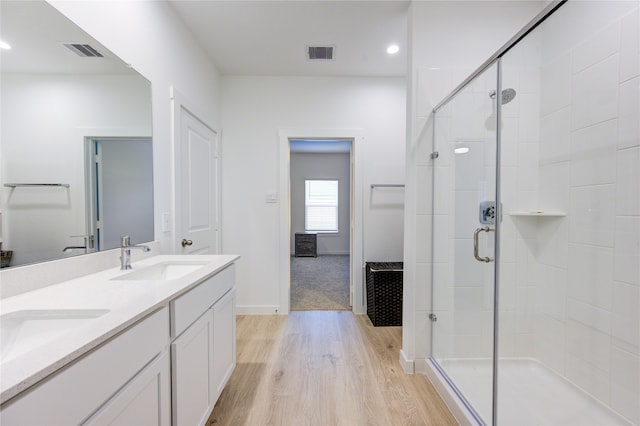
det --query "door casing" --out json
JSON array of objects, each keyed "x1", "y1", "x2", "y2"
[{"x1": 279, "y1": 128, "x2": 364, "y2": 315}]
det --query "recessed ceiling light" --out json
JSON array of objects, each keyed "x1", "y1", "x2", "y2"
[
  {"x1": 0, "y1": 40, "x2": 11, "y2": 50},
  {"x1": 386, "y1": 44, "x2": 399, "y2": 55}
]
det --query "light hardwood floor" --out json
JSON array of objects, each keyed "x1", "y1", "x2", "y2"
[{"x1": 207, "y1": 311, "x2": 456, "y2": 426}]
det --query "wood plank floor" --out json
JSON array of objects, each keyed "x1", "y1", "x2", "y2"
[{"x1": 207, "y1": 311, "x2": 456, "y2": 426}]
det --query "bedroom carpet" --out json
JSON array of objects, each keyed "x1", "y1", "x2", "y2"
[{"x1": 290, "y1": 255, "x2": 350, "y2": 311}]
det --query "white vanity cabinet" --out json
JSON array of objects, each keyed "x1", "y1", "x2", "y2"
[
  {"x1": 0, "y1": 257, "x2": 238, "y2": 426},
  {"x1": 171, "y1": 265, "x2": 236, "y2": 425},
  {"x1": 0, "y1": 307, "x2": 170, "y2": 425}
]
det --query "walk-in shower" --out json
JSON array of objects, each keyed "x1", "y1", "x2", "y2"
[{"x1": 428, "y1": 1, "x2": 639, "y2": 425}]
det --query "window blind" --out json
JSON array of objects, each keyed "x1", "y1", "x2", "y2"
[{"x1": 305, "y1": 180, "x2": 338, "y2": 232}]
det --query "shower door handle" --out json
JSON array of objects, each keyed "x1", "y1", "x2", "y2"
[{"x1": 473, "y1": 226, "x2": 494, "y2": 263}]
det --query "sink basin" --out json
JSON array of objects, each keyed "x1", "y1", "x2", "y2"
[
  {"x1": 0, "y1": 309, "x2": 110, "y2": 363},
  {"x1": 112, "y1": 261, "x2": 209, "y2": 281}
]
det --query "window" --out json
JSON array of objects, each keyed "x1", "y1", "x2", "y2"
[{"x1": 305, "y1": 180, "x2": 338, "y2": 232}]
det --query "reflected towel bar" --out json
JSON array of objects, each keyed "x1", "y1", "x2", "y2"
[
  {"x1": 370, "y1": 184, "x2": 405, "y2": 189},
  {"x1": 4, "y1": 183, "x2": 70, "y2": 188}
]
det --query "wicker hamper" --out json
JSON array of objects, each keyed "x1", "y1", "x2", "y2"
[{"x1": 365, "y1": 262, "x2": 403, "y2": 326}]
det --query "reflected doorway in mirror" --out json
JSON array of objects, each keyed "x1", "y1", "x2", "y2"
[{"x1": 85, "y1": 138, "x2": 154, "y2": 252}]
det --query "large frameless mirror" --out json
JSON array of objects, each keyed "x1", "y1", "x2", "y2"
[{"x1": 1, "y1": 1, "x2": 153, "y2": 268}]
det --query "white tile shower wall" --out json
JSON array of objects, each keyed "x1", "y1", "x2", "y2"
[
  {"x1": 619, "y1": 76, "x2": 640, "y2": 150},
  {"x1": 434, "y1": 54, "x2": 545, "y2": 360},
  {"x1": 534, "y1": 2, "x2": 640, "y2": 423},
  {"x1": 572, "y1": 55, "x2": 619, "y2": 130},
  {"x1": 619, "y1": 8, "x2": 640, "y2": 84},
  {"x1": 611, "y1": 345, "x2": 640, "y2": 423},
  {"x1": 611, "y1": 281, "x2": 639, "y2": 352},
  {"x1": 570, "y1": 119, "x2": 618, "y2": 187},
  {"x1": 498, "y1": 32, "x2": 545, "y2": 360}
]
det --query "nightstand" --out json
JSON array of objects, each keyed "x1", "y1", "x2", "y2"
[{"x1": 295, "y1": 232, "x2": 317, "y2": 257}]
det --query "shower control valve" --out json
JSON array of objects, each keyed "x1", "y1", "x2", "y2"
[{"x1": 479, "y1": 201, "x2": 502, "y2": 225}]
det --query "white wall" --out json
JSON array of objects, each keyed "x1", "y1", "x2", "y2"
[
  {"x1": 222, "y1": 76, "x2": 405, "y2": 313},
  {"x1": 290, "y1": 153, "x2": 350, "y2": 255},
  {"x1": 403, "y1": 0, "x2": 546, "y2": 370},
  {"x1": 48, "y1": 0, "x2": 222, "y2": 255},
  {"x1": 531, "y1": 2, "x2": 639, "y2": 422},
  {"x1": 1, "y1": 74, "x2": 151, "y2": 265}
]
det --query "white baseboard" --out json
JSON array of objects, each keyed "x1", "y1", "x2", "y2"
[
  {"x1": 399, "y1": 349, "x2": 415, "y2": 374},
  {"x1": 236, "y1": 305, "x2": 282, "y2": 315}
]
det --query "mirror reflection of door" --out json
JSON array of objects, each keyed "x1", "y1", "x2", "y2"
[{"x1": 86, "y1": 138, "x2": 154, "y2": 251}]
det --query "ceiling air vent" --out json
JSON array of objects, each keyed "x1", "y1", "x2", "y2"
[
  {"x1": 61, "y1": 43, "x2": 104, "y2": 58},
  {"x1": 307, "y1": 45, "x2": 334, "y2": 61}
]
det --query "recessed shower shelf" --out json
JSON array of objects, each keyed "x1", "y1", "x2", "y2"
[{"x1": 509, "y1": 211, "x2": 566, "y2": 217}]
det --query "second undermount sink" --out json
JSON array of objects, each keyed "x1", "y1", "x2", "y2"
[
  {"x1": 112, "y1": 261, "x2": 209, "y2": 281},
  {"x1": 0, "y1": 309, "x2": 110, "y2": 363}
]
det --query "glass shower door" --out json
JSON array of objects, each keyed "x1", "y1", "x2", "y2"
[{"x1": 431, "y1": 63, "x2": 499, "y2": 424}]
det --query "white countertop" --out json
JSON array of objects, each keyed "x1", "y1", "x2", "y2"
[{"x1": 0, "y1": 254, "x2": 239, "y2": 403}]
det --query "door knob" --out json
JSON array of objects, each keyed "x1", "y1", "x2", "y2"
[{"x1": 181, "y1": 238, "x2": 193, "y2": 248}]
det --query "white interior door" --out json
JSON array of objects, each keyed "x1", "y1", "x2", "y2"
[{"x1": 179, "y1": 107, "x2": 220, "y2": 254}]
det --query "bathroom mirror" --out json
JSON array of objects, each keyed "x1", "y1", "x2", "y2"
[{"x1": 0, "y1": 1, "x2": 153, "y2": 268}]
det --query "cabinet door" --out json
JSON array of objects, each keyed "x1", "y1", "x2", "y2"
[
  {"x1": 85, "y1": 351, "x2": 171, "y2": 425},
  {"x1": 0, "y1": 307, "x2": 169, "y2": 426},
  {"x1": 212, "y1": 288, "x2": 236, "y2": 402},
  {"x1": 171, "y1": 310, "x2": 214, "y2": 426}
]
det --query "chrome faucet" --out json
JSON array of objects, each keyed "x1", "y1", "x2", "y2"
[
  {"x1": 120, "y1": 235, "x2": 151, "y2": 270},
  {"x1": 63, "y1": 235, "x2": 94, "y2": 253}
]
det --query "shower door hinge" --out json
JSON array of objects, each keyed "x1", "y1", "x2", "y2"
[
  {"x1": 428, "y1": 313, "x2": 438, "y2": 322},
  {"x1": 430, "y1": 151, "x2": 439, "y2": 159}
]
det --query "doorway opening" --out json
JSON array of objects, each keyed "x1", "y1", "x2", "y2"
[
  {"x1": 85, "y1": 137, "x2": 153, "y2": 252},
  {"x1": 289, "y1": 140, "x2": 352, "y2": 311},
  {"x1": 278, "y1": 128, "x2": 364, "y2": 315}
]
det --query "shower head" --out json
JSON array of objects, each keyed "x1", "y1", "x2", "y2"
[{"x1": 489, "y1": 88, "x2": 517, "y2": 104}]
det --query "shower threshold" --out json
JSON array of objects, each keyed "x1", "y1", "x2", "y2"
[{"x1": 430, "y1": 358, "x2": 631, "y2": 425}]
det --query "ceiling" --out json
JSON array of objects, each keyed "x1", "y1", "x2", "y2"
[
  {"x1": 169, "y1": 1, "x2": 409, "y2": 77},
  {"x1": 0, "y1": 1, "x2": 134, "y2": 74}
]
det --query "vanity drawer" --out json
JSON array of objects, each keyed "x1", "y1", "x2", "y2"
[
  {"x1": 171, "y1": 264, "x2": 235, "y2": 338},
  {"x1": 0, "y1": 306, "x2": 169, "y2": 425}
]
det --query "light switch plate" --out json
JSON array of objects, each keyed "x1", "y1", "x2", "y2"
[
  {"x1": 266, "y1": 193, "x2": 278, "y2": 203},
  {"x1": 161, "y1": 212, "x2": 171, "y2": 232}
]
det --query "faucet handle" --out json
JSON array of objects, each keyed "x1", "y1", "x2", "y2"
[{"x1": 121, "y1": 235, "x2": 131, "y2": 247}]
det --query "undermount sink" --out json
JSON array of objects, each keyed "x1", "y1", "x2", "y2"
[
  {"x1": 0, "y1": 309, "x2": 110, "y2": 363},
  {"x1": 112, "y1": 261, "x2": 209, "y2": 281}
]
